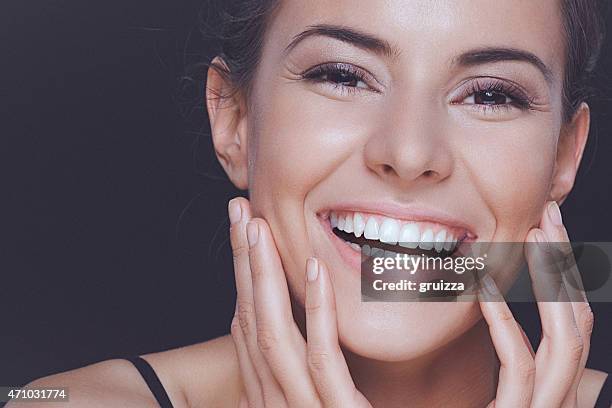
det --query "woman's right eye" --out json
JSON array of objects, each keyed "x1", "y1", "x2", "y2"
[
  {"x1": 301, "y1": 63, "x2": 375, "y2": 93},
  {"x1": 317, "y1": 69, "x2": 368, "y2": 89}
]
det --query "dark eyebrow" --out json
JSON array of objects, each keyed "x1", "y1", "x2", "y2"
[
  {"x1": 284, "y1": 24, "x2": 400, "y2": 59},
  {"x1": 455, "y1": 47, "x2": 554, "y2": 84}
]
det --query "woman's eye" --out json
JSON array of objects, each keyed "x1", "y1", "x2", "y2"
[
  {"x1": 464, "y1": 90, "x2": 513, "y2": 106},
  {"x1": 300, "y1": 63, "x2": 374, "y2": 93},
  {"x1": 321, "y1": 70, "x2": 368, "y2": 89}
]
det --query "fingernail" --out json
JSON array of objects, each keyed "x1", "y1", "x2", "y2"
[
  {"x1": 246, "y1": 221, "x2": 259, "y2": 248},
  {"x1": 228, "y1": 199, "x2": 242, "y2": 225},
  {"x1": 547, "y1": 201, "x2": 563, "y2": 226},
  {"x1": 306, "y1": 257, "x2": 319, "y2": 282},
  {"x1": 481, "y1": 274, "x2": 499, "y2": 295}
]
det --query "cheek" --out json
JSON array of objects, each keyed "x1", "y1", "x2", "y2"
[
  {"x1": 455, "y1": 116, "x2": 559, "y2": 237},
  {"x1": 246, "y1": 86, "x2": 376, "y2": 293},
  {"x1": 248, "y1": 86, "x2": 376, "y2": 206}
]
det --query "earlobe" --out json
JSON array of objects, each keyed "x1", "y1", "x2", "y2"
[
  {"x1": 549, "y1": 103, "x2": 591, "y2": 205},
  {"x1": 206, "y1": 57, "x2": 250, "y2": 190}
]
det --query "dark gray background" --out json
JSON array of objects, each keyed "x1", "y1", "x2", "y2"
[{"x1": 1, "y1": 0, "x2": 611, "y2": 388}]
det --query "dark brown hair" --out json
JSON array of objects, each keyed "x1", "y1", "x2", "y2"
[{"x1": 206, "y1": 0, "x2": 605, "y2": 122}]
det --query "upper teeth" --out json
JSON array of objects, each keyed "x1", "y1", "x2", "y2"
[{"x1": 330, "y1": 211, "x2": 460, "y2": 253}]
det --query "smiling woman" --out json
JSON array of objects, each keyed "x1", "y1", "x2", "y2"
[{"x1": 12, "y1": 0, "x2": 610, "y2": 407}]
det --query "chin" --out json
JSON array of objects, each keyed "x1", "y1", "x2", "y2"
[{"x1": 334, "y1": 296, "x2": 482, "y2": 362}]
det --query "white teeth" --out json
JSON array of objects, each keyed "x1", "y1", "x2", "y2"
[
  {"x1": 330, "y1": 212, "x2": 338, "y2": 228},
  {"x1": 338, "y1": 215, "x2": 346, "y2": 231},
  {"x1": 329, "y1": 211, "x2": 464, "y2": 253},
  {"x1": 419, "y1": 229, "x2": 435, "y2": 250},
  {"x1": 398, "y1": 223, "x2": 420, "y2": 249},
  {"x1": 353, "y1": 213, "x2": 365, "y2": 238},
  {"x1": 349, "y1": 242, "x2": 360, "y2": 252},
  {"x1": 379, "y1": 217, "x2": 400, "y2": 245},
  {"x1": 434, "y1": 230, "x2": 447, "y2": 253},
  {"x1": 443, "y1": 235, "x2": 455, "y2": 252},
  {"x1": 343, "y1": 215, "x2": 354, "y2": 233},
  {"x1": 363, "y1": 217, "x2": 380, "y2": 240}
]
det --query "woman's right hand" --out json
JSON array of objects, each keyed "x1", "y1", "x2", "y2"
[{"x1": 227, "y1": 197, "x2": 373, "y2": 408}]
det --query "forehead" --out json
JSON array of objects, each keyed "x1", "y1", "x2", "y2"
[{"x1": 264, "y1": 0, "x2": 565, "y2": 80}]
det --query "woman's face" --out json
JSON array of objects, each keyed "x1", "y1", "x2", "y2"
[{"x1": 211, "y1": 0, "x2": 587, "y2": 361}]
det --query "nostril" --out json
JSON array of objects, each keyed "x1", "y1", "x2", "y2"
[
  {"x1": 382, "y1": 164, "x2": 394, "y2": 175},
  {"x1": 423, "y1": 170, "x2": 436, "y2": 178}
]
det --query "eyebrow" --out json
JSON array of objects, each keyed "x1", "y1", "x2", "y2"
[
  {"x1": 455, "y1": 47, "x2": 554, "y2": 84},
  {"x1": 284, "y1": 24, "x2": 401, "y2": 59},
  {"x1": 284, "y1": 25, "x2": 553, "y2": 84}
]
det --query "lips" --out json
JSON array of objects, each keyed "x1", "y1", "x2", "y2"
[{"x1": 322, "y1": 205, "x2": 476, "y2": 253}]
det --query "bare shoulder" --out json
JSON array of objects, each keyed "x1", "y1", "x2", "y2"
[
  {"x1": 578, "y1": 368, "x2": 609, "y2": 408},
  {"x1": 6, "y1": 358, "x2": 183, "y2": 408},
  {"x1": 7, "y1": 335, "x2": 241, "y2": 408},
  {"x1": 141, "y1": 334, "x2": 243, "y2": 408}
]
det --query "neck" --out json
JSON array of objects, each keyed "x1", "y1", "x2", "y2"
[{"x1": 343, "y1": 319, "x2": 499, "y2": 408}]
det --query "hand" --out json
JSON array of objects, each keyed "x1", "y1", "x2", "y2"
[
  {"x1": 478, "y1": 201, "x2": 593, "y2": 408},
  {"x1": 227, "y1": 197, "x2": 373, "y2": 408}
]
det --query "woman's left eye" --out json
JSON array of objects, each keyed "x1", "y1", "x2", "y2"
[
  {"x1": 456, "y1": 79, "x2": 533, "y2": 112},
  {"x1": 464, "y1": 90, "x2": 513, "y2": 106}
]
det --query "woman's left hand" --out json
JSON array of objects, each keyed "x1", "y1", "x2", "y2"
[
  {"x1": 227, "y1": 197, "x2": 373, "y2": 408},
  {"x1": 478, "y1": 201, "x2": 594, "y2": 408}
]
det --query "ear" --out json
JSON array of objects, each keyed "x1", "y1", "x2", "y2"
[
  {"x1": 549, "y1": 102, "x2": 591, "y2": 206},
  {"x1": 206, "y1": 57, "x2": 249, "y2": 190}
]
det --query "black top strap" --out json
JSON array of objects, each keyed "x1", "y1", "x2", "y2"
[
  {"x1": 595, "y1": 373, "x2": 612, "y2": 408},
  {"x1": 125, "y1": 356, "x2": 174, "y2": 408}
]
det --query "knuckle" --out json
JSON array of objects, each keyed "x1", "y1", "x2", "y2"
[
  {"x1": 307, "y1": 349, "x2": 331, "y2": 372},
  {"x1": 512, "y1": 357, "x2": 536, "y2": 379},
  {"x1": 305, "y1": 299, "x2": 323, "y2": 314},
  {"x1": 231, "y1": 243, "x2": 250, "y2": 260},
  {"x1": 250, "y1": 262, "x2": 264, "y2": 281},
  {"x1": 578, "y1": 304, "x2": 595, "y2": 338},
  {"x1": 230, "y1": 316, "x2": 241, "y2": 337},
  {"x1": 565, "y1": 334, "x2": 584, "y2": 363},
  {"x1": 256, "y1": 327, "x2": 279, "y2": 353},
  {"x1": 495, "y1": 309, "x2": 515, "y2": 323},
  {"x1": 237, "y1": 302, "x2": 255, "y2": 335}
]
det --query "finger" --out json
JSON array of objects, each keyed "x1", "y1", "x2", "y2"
[
  {"x1": 230, "y1": 199, "x2": 264, "y2": 407},
  {"x1": 238, "y1": 394, "x2": 250, "y2": 408},
  {"x1": 525, "y1": 229, "x2": 582, "y2": 407},
  {"x1": 305, "y1": 258, "x2": 371, "y2": 407},
  {"x1": 479, "y1": 274, "x2": 535, "y2": 408},
  {"x1": 537, "y1": 202, "x2": 593, "y2": 407},
  {"x1": 231, "y1": 312, "x2": 265, "y2": 408},
  {"x1": 229, "y1": 198, "x2": 287, "y2": 406},
  {"x1": 247, "y1": 219, "x2": 320, "y2": 407},
  {"x1": 518, "y1": 323, "x2": 536, "y2": 359}
]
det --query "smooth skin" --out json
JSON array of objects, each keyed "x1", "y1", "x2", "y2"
[{"x1": 11, "y1": 0, "x2": 609, "y2": 406}]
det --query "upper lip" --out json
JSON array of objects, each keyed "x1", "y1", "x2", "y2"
[{"x1": 318, "y1": 200, "x2": 478, "y2": 239}]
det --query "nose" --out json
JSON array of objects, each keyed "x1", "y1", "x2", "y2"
[{"x1": 364, "y1": 100, "x2": 453, "y2": 187}]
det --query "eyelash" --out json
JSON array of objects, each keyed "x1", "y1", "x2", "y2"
[
  {"x1": 300, "y1": 62, "x2": 378, "y2": 95},
  {"x1": 454, "y1": 78, "x2": 536, "y2": 113},
  {"x1": 300, "y1": 64, "x2": 536, "y2": 113}
]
